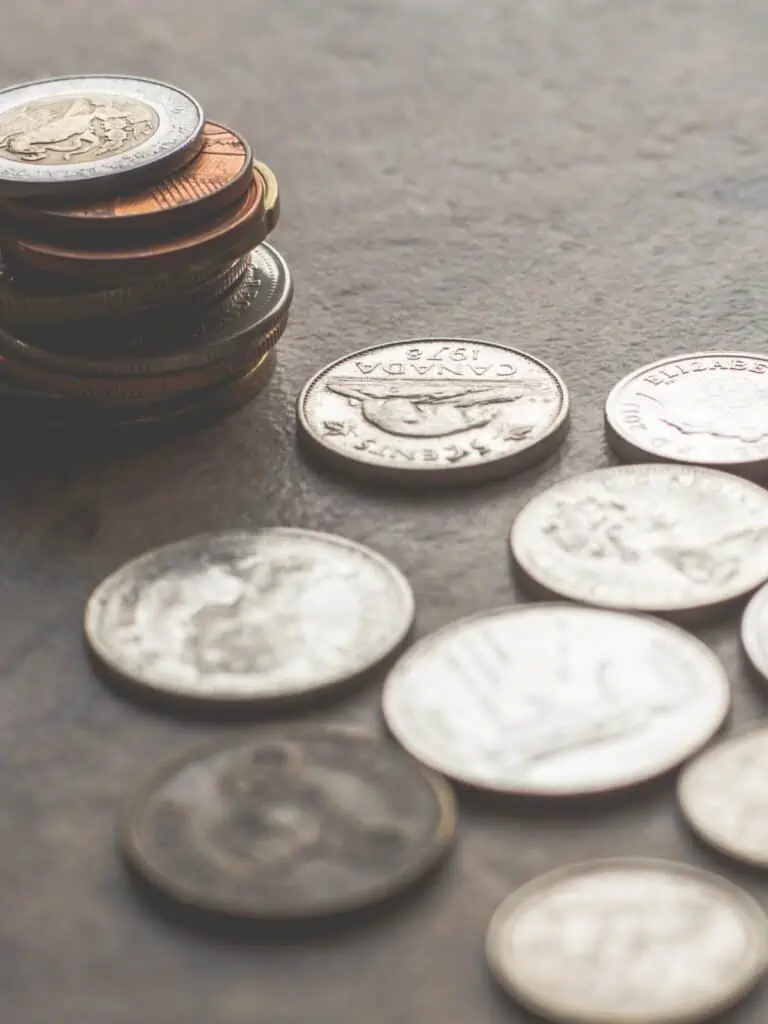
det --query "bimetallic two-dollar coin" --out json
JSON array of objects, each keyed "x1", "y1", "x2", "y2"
[
  {"x1": 297, "y1": 338, "x2": 569, "y2": 485},
  {"x1": 606, "y1": 352, "x2": 768, "y2": 479},
  {"x1": 0, "y1": 76, "x2": 204, "y2": 199},
  {"x1": 487, "y1": 858, "x2": 768, "y2": 1024},
  {"x1": 253, "y1": 159, "x2": 279, "y2": 233},
  {"x1": 85, "y1": 529, "x2": 414, "y2": 704},
  {"x1": 383, "y1": 604, "x2": 730, "y2": 796},
  {"x1": 119, "y1": 727, "x2": 456, "y2": 919},
  {"x1": 511, "y1": 464, "x2": 768, "y2": 622}
]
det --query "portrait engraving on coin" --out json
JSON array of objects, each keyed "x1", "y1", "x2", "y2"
[
  {"x1": 0, "y1": 95, "x2": 158, "y2": 165},
  {"x1": 122, "y1": 729, "x2": 455, "y2": 916}
]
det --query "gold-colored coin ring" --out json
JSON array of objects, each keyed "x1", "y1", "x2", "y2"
[{"x1": 253, "y1": 160, "x2": 280, "y2": 233}]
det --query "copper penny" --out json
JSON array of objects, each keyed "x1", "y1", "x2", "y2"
[
  {"x1": 1, "y1": 122, "x2": 253, "y2": 241},
  {"x1": 4, "y1": 169, "x2": 266, "y2": 284}
]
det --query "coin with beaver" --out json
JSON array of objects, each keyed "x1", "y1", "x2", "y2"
[{"x1": 119, "y1": 727, "x2": 456, "y2": 919}]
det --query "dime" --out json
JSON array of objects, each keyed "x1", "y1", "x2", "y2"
[
  {"x1": 2, "y1": 121, "x2": 253, "y2": 240},
  {"x1": 486, "y1": 858, "x2": 768, "y2": 1024},
  {"x1": 119, "y1": 727, "x2": 455, "y2": 919},
  {"x1": 678, "y1": 724, "x2": 768, "y2": 869},
  {"x1": 510, "y1": 464, "x2": 768, "y2": 621},
  {"x1": 742, "y1": 581, "x2": 768, "y2": 684},
  {"x1": 296, "y1": 338, "x2": 569, "y2": 485},
  {"x1": 6, "y1": 169, "x2": 266, "y2": 283},
  {"x1": 382, "y1": 604, "x2": 729, "y2": 795},
  {"x1": 84, "y1": 529, "x2": 414, "y2": 703},
  {"x1": 605, "y1": 352, "x2": 768, "y2": 478},
  {"x1": 0, "y1": 75, "x2": 204, "y2": 199},
  {"x1": 253, "y1": 159, "x2": 279, "y2": 233}
]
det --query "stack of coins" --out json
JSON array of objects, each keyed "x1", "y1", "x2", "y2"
[{"x1": 0, "y1": 74, "x2": 291, "y2": 443}]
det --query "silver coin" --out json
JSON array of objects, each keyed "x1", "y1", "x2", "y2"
[
  {"x1": 296, "y1": 338, "x2": 569, "y2": 485},
  {"x1": 0, "y1": 75, "x2": 203, "y2": 198},
  {"x1": 741, "y1": 581, "x2": 768, "y2": 684},
  {"x1": 486, "y1": 858, "x2": 768, "y2": 1024},
  {"x1": 119, "y1": 726, "x2": 456, "y2": 919},
  {"x1": 383, "y1": 604, "x2": 730, "y2": 795},
  {"x1": 606, "y1": 352, "x2": 768, "y2": 478},
  {"x1": 84, "y1": 529, "x2": 414, "y2": 704},
  {"x1": 510, "y1": 464, "x2": 768, "y2": 621},
  {"x1": 678, "y1": 724, "x2": 768, "y2": 868}
]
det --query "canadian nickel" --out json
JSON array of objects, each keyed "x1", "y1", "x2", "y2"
[
  {"x1": 382, "y1": 604, "x2": 730, "y2": 796},
  {"x1": 84, "y1": 529, "x2": 414, "y2": 704},
  {"x1": 486, "y1": 857, "x2": 768, "y2": 1024},
  {"x1": 510, "y1": 464, "x2": 768, "y2": 622},
  {"x1": 297, "y1": 338, "x2": 569, "y2": 485},
  {"x1": 678, "y1": 724, "x2": 768, "y2": 869},
  {"x1": 0, "y1": 76, "x2": 204, "y2": 198},
  {"x1": 742, "y1": 582, "x2": 768, "y2": 684},
  {"x1": 606, "y1": 352, "x2": 768, "y2": 478}
]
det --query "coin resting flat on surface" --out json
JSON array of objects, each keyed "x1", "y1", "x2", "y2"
[
  {"x1": 740, "y1": 581, "x2": 768, "y2": 685},
  {"x1": 382, "y1": 604, "x2": 730, "y2": 795},
  {"x1": 0, "y1": 75, "x2": 204, "y2": 198},
  {"x1": 119, "y1": 727, "x2": 456, "y2": 918},
  {"x1": 486, "y1": 858, "x2": 768, "y2": 1024},
  {"x1": 85, "y1": 529, "x2": 414, "y2": 703},
  {"x1": 605, "y1": 351, "x2": 768, "y2": 477},
  {"x1": 297, "y1": 338, "x2": 569, "y2": 485},
  {"x1": 510, "y1": 464, "x2": 768, "y2": 621}
]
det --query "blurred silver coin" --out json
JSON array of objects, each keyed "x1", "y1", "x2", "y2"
[
  {"x1": 487, "y1": 858, "x2": 768, "y2": 1024},
  {"x1": 0, "y1": 75, "x2": 203, "y2": 198},
  {"x1": 510, "y1": 464, "x2": 768, "y2": 622},
  {"x1": 297, "y1": 338, "x2": 569, "y2": 485},
  {"x1": 741, "y1": 581, "x2": 768, "y2": 684},
  {"x1": 383, "y1": 604, "x2": 730, "y2": 796},
  {"x1": 678, "y1": 724, "x2": 768, "y2": 868},
  {"x1": 85, "y1": 529, "x2": 414, "y2": 704},
  {"x1": 606, "y1": 352, "x2": 768, "y2": 478}
]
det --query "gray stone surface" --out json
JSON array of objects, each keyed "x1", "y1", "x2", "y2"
[{"x1": 1, "y1": 2, "x2": 767, "y2": 1021}]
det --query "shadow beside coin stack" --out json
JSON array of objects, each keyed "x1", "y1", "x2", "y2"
[{"x1": 0, "y1": 87, "x2": 290, "y2": 447}]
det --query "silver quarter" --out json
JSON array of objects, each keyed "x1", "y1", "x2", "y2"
[
  {"x1": 606, "y1": 352, "x2": 768, "y2": 478},
  {"x1": 510, "y1": 464, "x2": 768, "y2": 621},
  {"x1": 119, "y1": 726, "x2": 456, "y2": 919},
  {"x1": 296, "y1": 338, "x2": 569, "y2": 485},
  {"x1": 741, "y1": 581, "x2": 768, "y2": 685},
  {"x1": 85, "y1": 529, "x2": 414, "y2": 704},
  {"x1": 0, "y1": 75, "x2": 203, "y2": 198},
  {"x1": 382, "y1": 604, "x2": 730, "y2": 796},
  {"x1": 486, "y1": 858, "x2": 768, "y2": 1024},
  {"x1": 678, "y1": 723, "x2": 768, "y2": 868}
]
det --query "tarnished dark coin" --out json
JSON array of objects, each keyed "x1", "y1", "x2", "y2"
[
  {"x1": 742, "y1": 581, "x2": 768, "y2": 685},
  {"x1": 487, "y1": 858, "x2": 768, "y2": 1024},
  {"x1": 3, "y1": 121, "x2": 253, "y2": 240},
  {"x1": 119, "y1": 727, "x2": 456, "y2": 918},
  {"x1": 605, "y1": 352, "x2": 768, "y2": 479},
  {"x1": 253, "y1": 159, "x2": 279, "y2": 233},
  {"x1": 0, "y1": 75, "x2": 204, "y2": 199},
  {"x1": 85, "y1": 529, "x2": 414, "y2": 704}
]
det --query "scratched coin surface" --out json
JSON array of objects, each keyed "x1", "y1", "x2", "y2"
[
  {"x1": 678, "y1": 724, "x2": 768, "y2": 868},
  {"x1": 486, "y1": 858, "x2": 768, "y2": 1024},
  {"x1": 120, "y1": 727, "x2": 456, "y2": 918},
  {"x1": 606, "y1": 352, "x2": 768, "y2": 478},
  {"x1": 0, "y1": 76, "x2": 203, "y2": 198},
  {"x1": 740, "y1": 581, "x2": 768, "y2": 686},
  {"x1": 510, "y1": 464, "x2": 768, "y2": 621},
  {"x1": 382, "y1": 605, "x2": 729, "y2": 795},
  {"x1": 85, "y1": 529, "x2": 414, "y2": 703},
  {"x1": 297, "y1": 338, "x2": 569, "y2": 484}
]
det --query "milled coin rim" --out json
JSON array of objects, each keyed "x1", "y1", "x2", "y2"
[
  {"x1": 84, "y1": 527, "x2": 416, "y2": 704},
  {"x1": 382, "y1": 602, "x2": 731, "y2": 795},
  {"x1": 118, "y1": 725, "x2": 457, "y2": 919},
  {"x1": 486, "y1": 856, "x2": 768, "y2": 1024},
  {"x1": 605, "y1": 350, "x2": 768, "y2": 472},
  {"x1": 296, "y1": 337, "x2": 570, "y2": 485}
]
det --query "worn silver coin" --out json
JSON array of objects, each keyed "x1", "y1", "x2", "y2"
[
  {"x1": 741, "y1": 581, "x2": 768, "y2": 685},
  {"x1": 0, "y1": 75, "x2": 204, "y2": 198},
  {"x1": 510, "y1": 464, "x2": 768, "y2": 622},
  {"x1": 383, "y1": 604, "x2": 730, "y2": 795},
  {"x1": 296, "y1": 338, "x2": 569, "y2": 485},
  {"x1": 85, "y1": 529, "x2": 414, "y2": 704},
  {"x1": 606, "y1": 352, "x2": 768, "y2": 478},
  {"x1": 678, "y1": 723, "x2": 768, "y2": 869},
  {"x1": 120, "y1": 726, "x2": 457, "y2": 919},
  {"x1": 486, "y1": 857, "x2": 768, "y2": 1024}
]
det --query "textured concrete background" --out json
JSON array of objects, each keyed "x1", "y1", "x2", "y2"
[{"x1": 1, "y1": 2, "x2": 768, "y2": 1021}]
